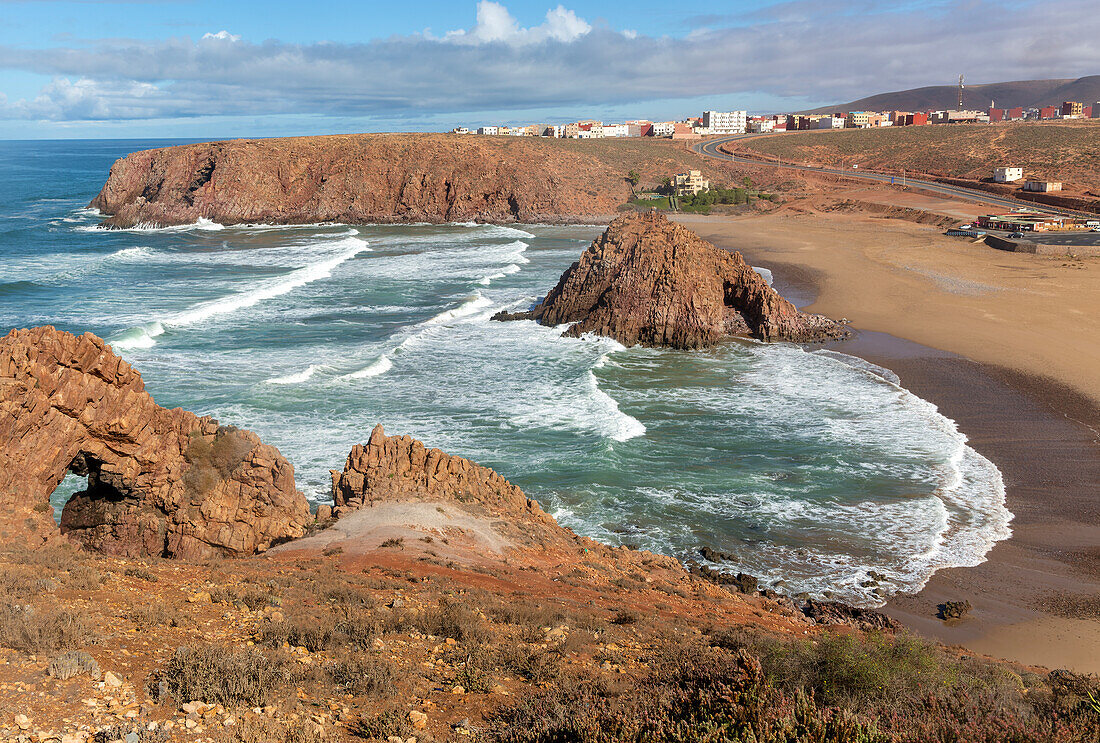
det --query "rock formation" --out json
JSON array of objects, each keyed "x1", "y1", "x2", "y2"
[
  {"x1": 88, "y1": 134, "x2": 726, "y2": 228},
  {"x1": 0, "y1": 327, "x2": 310, "y2": 558},
  {"x1": 331, "y1": 424, "x2": 555, "y2": 529},
  {"x1": 494, "y1": 212, "x2": 847, "y2": 348}
]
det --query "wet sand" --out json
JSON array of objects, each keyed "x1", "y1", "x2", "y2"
[{"x1": 677, "y1": 211, "x2": 1100, "y2": 673}]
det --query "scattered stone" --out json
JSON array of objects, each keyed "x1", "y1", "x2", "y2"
[
  {"x1": 408, "y1": 710, "x2": 428, "y2": 730},
  {"x1": 103, "y1": 671, "x2": 124, "y2": 688},
  {"x1": 452, "y1": 685, "x2": 465, "y2": 695},
  {"x1": 188, "y1": 592, "x2": 212, "y2": 604},
  {"x1": 15, "y1": 714, "x2": 30, "y2": 730}
]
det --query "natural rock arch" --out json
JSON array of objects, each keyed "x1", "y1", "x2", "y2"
[{"x1": 0, "y1": 326, "x2": 310, "y2": 558}]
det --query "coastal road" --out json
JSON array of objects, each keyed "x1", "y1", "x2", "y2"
[{"x1": 693, "y1": 134, "x2": 1088, "y2": 219}]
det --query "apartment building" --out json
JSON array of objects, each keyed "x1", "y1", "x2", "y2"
[
  {"x1": 673, "y1": 170, "x2": 709, "y2": 195},
  {"x1": 701, "y1": 110, "x2": 747, "y2": 134},
  {"x1": 476, "y1": 126, "x2": 498, "y2": 135},
  {"x1": 651, "y1": 121, "x2": 676, "y2": 137},
  {"x1": 1061, "y1": 101, "x2": 1084, "y2": 117},
  {"x1": 845, "y1": 111, "x2": 871, "y2": 128},
  {"x1": 603, "y1": 124, "x2": 629, "y2": 138},
  {"x1": 564, "y1": 122, "x2": 580, "y2": 138}
]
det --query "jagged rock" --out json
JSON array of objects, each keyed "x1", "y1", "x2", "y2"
[
  {"x1": 939, "y1": 600, "x2": 972, "y2": 620},
  {"x1": 330, "y1": 424, "x2": 554, "y2": 528},
  {"x1": 800, "y1": 599, "x2": 900, "y2": 631},
  {"x1": 495, "y1": 212, "x2": 847, "y2": 348},
  {"x1": 0, "y1": 326, "x2": 310, "y2": 558}
]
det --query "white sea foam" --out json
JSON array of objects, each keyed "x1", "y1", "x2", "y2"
[
  {"x1": 478, "y1": 263, "x2": 522, "y2": 285},
  {"x1": 106, "y1": 246, "x2": 154, "y2": 261},
  {"x1": 343, "y1": 355, "x2": 393, "y2": 380},
  {"x1": 752, "y1": 266, "x2": 774, "y2": 286},
  {"x1": 424, "y1": 293, "x2": 494, "y2": 325},
  {"x1": 108, "y1": 236, "x2": 369, "y2": 349},
  {"x1": 77, "y1": 217, "x2": 226, "y2": 233},
  {"x1": 265, "y1": 364, "x2": 325, "y2": 385}
]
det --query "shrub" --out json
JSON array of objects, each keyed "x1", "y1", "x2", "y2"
[
  {"x1": 48, "y1": 650, "x2": 101, "y2": 680},
  {"x1": 153, "y1": 645, "x2": 289, "y2": 708},
  {"x1": 495, "y1": 644, "x2": 563, "y2": 684},
  {"x1": 65, "y1": 565, "x2": 103, "y2": 590},
  {"x1": 123, "y1": 567, "x2": 158, "y2": 583},
  {"x1": 325, "y1": 653, "x2": 396, "y2": 696},
  {"x1": 0, "y1": 601, "x2": 94, "y2": 653},
  {"x1": 226, "y1": 716, "x2": 335, "y2": 743}
]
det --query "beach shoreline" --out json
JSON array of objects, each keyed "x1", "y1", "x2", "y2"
[{"x1": 680, "y1": 212, "x2": 1100, "y2": 673}]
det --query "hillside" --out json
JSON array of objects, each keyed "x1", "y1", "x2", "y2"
[
  {"x1": 806, "y1": 75, "x2": 1100, "y2": 114},
  {"x1": 89, "y1": 133, "x2": 745, "y2": 228},
  {"x1": 732, "y1": 120, "x2": 1100, "y2": 194}
]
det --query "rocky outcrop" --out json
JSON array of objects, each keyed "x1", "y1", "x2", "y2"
[
  {"x1": 0, "y1": 327, "x2": 310, "y2": 558},
  {"x1": 88, "y1": 134, "x2": 726, "y2": 228},
  {"x1": 495, "y1": 212, "x2": 847, "y2": 348},
  {"x1": 331, "y1": 424, "x2": 555, "y2": 529}
]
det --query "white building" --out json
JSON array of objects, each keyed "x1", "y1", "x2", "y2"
[
  {"x1": 477, "y1": 126, "x2": 498, "y2": 135},
  {"x1": 748, "y1": 119, "x2": 775, "y2": 133},
  {"x1": 543, "y1": 125, "x2": 565, "y2": 138},
  {"x1": 602, "y1": 124, "x2": 629, "y2": 138},
  {"x1": 993, "y1": 167, "x2": 1023, "y2": 183},
  {"x1": 701, "y1": 110, "x2": 747, "y2": 134},
  {"x1": 651, "y1": 121, "x2": 676, "y2": 137},
  {"x1": 450, "y1": 127, "x2": 470, "y2": 135},
  {"x1": 816, "y1": 116, "x2": 845, "y2": 129}
]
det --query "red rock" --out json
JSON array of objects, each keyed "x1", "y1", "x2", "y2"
[
  {"x1": 0, "y1": 327, "x2": 310, "y2": 558},
  {"x1": 497, "y1": 212, "x2": 847, "y2": 348}
]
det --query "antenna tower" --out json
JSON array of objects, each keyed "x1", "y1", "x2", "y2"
[{"x1": 957, "y1": 74, "x2": 964, "y2": 110}]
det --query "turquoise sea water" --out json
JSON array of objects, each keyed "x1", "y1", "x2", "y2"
[{"x1": 0, "y1": 140, "x2": 1012, "y2": 605}]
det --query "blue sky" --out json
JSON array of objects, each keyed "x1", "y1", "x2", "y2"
[{"x1": 0, "y1": 0, "x2": 1097, "y2": 138}]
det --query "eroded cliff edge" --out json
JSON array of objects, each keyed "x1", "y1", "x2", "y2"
[
  {"x1": 495, "y1": 211, "x2": 848, "y2": 348},
  {"x1": 88, "y1": 134, "x2": 726, "y2": 228},
  {"x1": 0, "y1": 326, "x2": 310, "y2": 558}
]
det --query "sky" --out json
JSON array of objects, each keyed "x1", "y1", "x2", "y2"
[{"x1": 0, "y1": 0, "x2": 1098, "y2": 139}]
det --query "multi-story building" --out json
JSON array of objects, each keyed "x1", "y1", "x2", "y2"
[
  {"x1": 673, "y1": 170, "x2": 709, "y2": 195},
  {"x1": 930, "y1": 110, "x2": 990, "y2": 124},
  {"x1": 671, "y1": 122, "x2": 701, "y2": 139},
  {"x1": 476, "y1": 126, "x2": 498, "y2": 135},
  {"x1": 1093, "y1": 103, "x2": 1100, "y2": 119},
  {"x1": 748, "y1": 119, "x2": 775, "y2": 133},
  {"x1": 627, "y1": 123, "x2": 652, "y2": 137},
  {"x1": 817, "y1": 115, "x2": 845, "y2": 129},
  {"x1": 845, "y1": 111, "x2": 871, "y2": 128},
  {"x1": 702, "y1": 110, "x2": 747, "y2": 134},
  {"x1": 603, "y1": 124, "x2": 629, "y2": 138},
  {"x1": 451, "y1": 127, "x2": 470, "y2": 134},
  {"x1": 1039, "y1": 106, "x2": 1059, "y2": 120},
  {"x1": 1007, "y1": 107, "x2": 1024, "y2": 120},
  {"x1": 564, "y1": 122, "x2": 580, "y2": 138},
  {"x1": 993, "y1": 167, "x2": 1023, "y2": 183},
  {"x1": 1061, "y1": 101, "x2": 1084, "y2": 117}
]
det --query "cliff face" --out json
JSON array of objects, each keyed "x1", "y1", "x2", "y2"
[
  {"x1": 0, "y1": 327, "x2": 310, "y2": 558},
  {"x1": 500, "y1": 212, "x2": 847, "y2": 348},
  {"x1": 88, "y1": 134, "x2": 723, "y2": 228}
]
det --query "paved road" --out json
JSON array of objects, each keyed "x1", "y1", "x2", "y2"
[
  {"x1": 693, "y1": 134, "x2": 1089, "y2": 219},
  {"x1": 1018, "y1": 232, "x2": 1100, "y2": 246}
]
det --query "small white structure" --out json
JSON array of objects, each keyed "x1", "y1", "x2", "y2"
[
  {"x1": 994, "y1": 167, "x2": 1023, "y2": 183},
  {"x1": 602, "y1": 123, "x2": 629, "y2": 138},
  {"x1": 651, "y1": 121, "x2": 676, "y2": 137},
  {"x1": 1023, "y1": 181, "x2": 1062, "y2": 192},
  {"x1": 476, "y1": 126, "x2": 498, "y2": 135},
  {"x1": 450, "y1": 127, "x2": 470, "y2": 135},
  {"x1": 702, "y1": 110, "x2": 747, "y2": 135}
]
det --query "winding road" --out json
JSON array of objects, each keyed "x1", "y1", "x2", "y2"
[{"x1": 693, "y1": 134, "x2": 1088, "y2": 219}]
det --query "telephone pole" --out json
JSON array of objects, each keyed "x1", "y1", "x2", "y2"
[{"x1": 957, "y1": 74, "x2": 964, "y2": 110}]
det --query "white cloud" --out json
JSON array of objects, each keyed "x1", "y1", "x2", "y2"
[
  {"x1": 201, "y1": 30, "x2": 241, "y2": 43},
  {"x1": 444, "y1": 1, "x2": 591, "y2": 45},
  {"x1": 0, "y1": 0, "x2": 1097, "y2": 123}
]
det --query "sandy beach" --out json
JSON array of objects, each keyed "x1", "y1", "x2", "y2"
[{"x1": 675, "y1": 208, "x2": 1100, "y2": 673}]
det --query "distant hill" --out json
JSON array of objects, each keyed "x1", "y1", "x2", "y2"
[{"x1": 805, "y1": 75, "x2": 1100, "y2": 114}]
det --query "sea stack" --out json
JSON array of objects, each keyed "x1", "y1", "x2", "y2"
[
  {"x1": 0, "y1": 326, "x2": 310, "y2": 558},
  {"x1": 494, "y1": 211, "x2": 848, "y2": 349}
]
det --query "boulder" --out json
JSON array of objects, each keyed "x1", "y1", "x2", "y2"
[
  {"x1": 0, "y1": 326, "x2": 310, "y2": 558},
  {"x1": 495, "y1": 211, "x2": 847, "y2": 348}
]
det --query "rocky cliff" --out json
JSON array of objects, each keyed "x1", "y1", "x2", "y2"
[
  {"x1": 0, "y1": 327, "x2": 310, "y2": 558},
  {"x1": 496, "y1": 212, "x2": 847, "y2": 348},
  {"x1": 89, "y1": 134, "x2": 727, "y2": 228}
]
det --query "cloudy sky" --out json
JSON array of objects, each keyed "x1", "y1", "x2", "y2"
[{"x1": 1, "y1": 0, "x2": 1097, "y2": 138}]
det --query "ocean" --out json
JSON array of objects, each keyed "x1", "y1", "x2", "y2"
[{"x1": 0, "y1": 139, "x2": 1012, "y2": 606}]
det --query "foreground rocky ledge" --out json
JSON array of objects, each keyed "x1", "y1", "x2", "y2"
[
  {"x1": 494, "y1": 212, "x2": 847, "y2": 348},
  {"x1": 0, "y1": 327, "x2": 309, "y2": 558}
]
